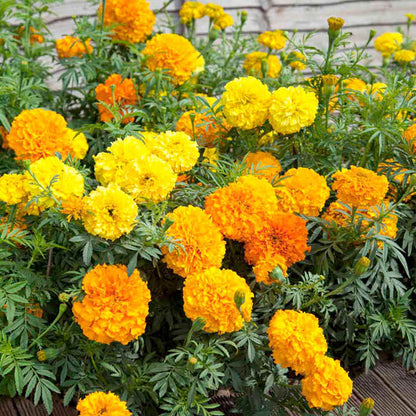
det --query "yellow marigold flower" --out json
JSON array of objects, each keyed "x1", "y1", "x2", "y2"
[
  {"x1": 143, "y1": 34, "x2": 204, "y2": 85},
  {"x1": 66, "y1": 129, "x2": 89, "y2": 159},
  {"x1": 220, "y1": 76, "x2": 271, "y2": 130},
  {"x1": 327, "y1": 17, "x2": 345, "y2": 31},
  {"x1": 268, "y1": 309, "x2": 328, "y2": 375},
  {"x1": 393, "y1": 49, "x2": 415, "y2": 63},
  {"x1": 243, "y1": 51, "x2": 282, "y2": 78},
  {"x1": 213, "y1": 13, "x2": 234, "y2": 30},
  {"x1": 252, "y1": 256, "x2": 288, "y2": 285},
  {"x1": 403, "y1": 123, "x2": 416, "y2": 152},
  {"x1": 322, "y1": 74, "x2": 338, "y2": 86},
  {"x1": 243, "y1": 151, "x2": 281, "y2": 182},
  {"x1": 301, "y1": 355, "x2": 353, "y2": 411},
  {"x1": 364, "y1": 205, "x2": 398, "y2": 248},
  {"x1": 288, "y1": 51, "x2": 307, "y2": 71},
  {"x1": 77, "y1": 391, "x2": 131, "y2": 416},
  {"x1": 202, "y1": 3, "x2": 224, "y2": 20},
  {"x1": 269, "y1": 86, "x2": 318, "y2": 135},
  {"x1": 162, "y1": 206, "x2": 226, "y2": 278},
  {"x1": 179, "y1": 1, "x2": 205, "y2": 24},
  {"x1": 332, "y1": 166, "x2": 388, "y2": 208},
  {"x1": 205, "y1": 175, "x2": 278, "y2": 242},
  {"x1": 257, "y1": 30, "x2": 286, "y2": 50},
  {"x1": 202, "y1": 147, "x2": 219, "y2": 167},
  {"x1": 244, "y1": 212, "x2": 310, "y2": 268},
  {"x1": 0, "y1": 174, "x2": 29, "y2": 205},
  {"x1": 183, "y1": 267, "x2": 253, "y2": 333},
  {"x1": 25, "y1": 156, "x2": 84, "y2": 211},
  {"x1": 374, "y1": 32, "x2": 403, "y2": 57},
  {"x1": 109, "y1": 136, "x2": 149, "y2": 162},
  {"x1": 61, "y1": 196, "x2": 85, "y2": 222},
  {"x1": 82, "y1": 184, "x2": 138, "y2": 240},
  {"x1": 145, "y1": 131, "x2": 199, "y2": 174},
  {"x1": 343, "y1": 78, "x2": 367, "y2": 94},
  {"x1": 55, "y1": 36, "x2": 92, "y2": 59},
  {"x1": 274, "y1": 167, "x2": 330, "y2": 216},
  {"x1": 366, "y1": 82, "x2": 387, "y2": 100},
  {"x1": 7, "y1": 109, "x2": 85, "y2": 162},
  {"x1": 406, "y1": 13, "x2": 415, "y2": 22},
  {"x1": 99, "y1": 0, "x2": 155, "y2": 44},
  {"x1": 73, "y1": 264, "x2": 150, "y2": 345},
  {"x1": 95, "y1": 74, "x2": 138, "y2": 124}
]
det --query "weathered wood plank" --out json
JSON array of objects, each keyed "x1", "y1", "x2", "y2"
[
  {"x1": 13, "y1": 396, "x2": 48, "y2": 416},
  {"x1": 0, "y1": 397, "x2": 18, "y2": 416}
]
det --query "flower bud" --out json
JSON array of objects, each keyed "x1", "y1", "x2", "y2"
[
  {"x1": 322, "y1": 74, "x2": 338, "y2": 86},
  {"x1": 189, "y1": 357, "x2": 198, "y2": 365},
  {"x1": 240, "y1": 11, "x2": 248, "y2": 24},
  {"x1": 209, "y1": 28, "x2": 220, "y2": 42},
  {"x1": 37, "y1": 348, "x2": 60, "y2": 362},
  {"x1": 327, "y1": 17, "x2": 345, "y2": 31},
  {"x1": 58, "y1": 293, "x2": 70, "y2": 303},
  {"x1": 359, "y1": 398, "x2": 375, "y2": 416},
  {"x1": 234, "y1": 290, "x2": 246, "y2": 311},
  {"x1": 354, "y1": 257, "x2": 370, "y2": 276},
  {"x1": 270, "y1": 266, "x2": 286, "y2": 283}
]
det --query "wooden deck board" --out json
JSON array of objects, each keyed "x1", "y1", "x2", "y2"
[{"x1": 0, "y1": 396, "x2": 18, "y2": 416}]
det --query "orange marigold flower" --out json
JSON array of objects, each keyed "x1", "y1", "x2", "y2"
[
  {"x1": 95, "y1": 74, "x2": 138, "y2": 124},
  {"x1": 244, "y1": 212, "x2": 310, "y2": 268},
  {"x1": 0, "y1": 126, "x2": 9, "y2": 149},
  {"x1": 183, "y1": 267, "x2": 253, "y2": 333},
  {"x1": 275, "y1": 167, "x2": 330, "y2": 216},
  {"x1": 162, "y1": 206, "x2": 226, "y2": 278},
  {"x1": 343, "y1": 78, "x2": 367, "y2": 101},
  {"x1": 73, "y1": 264, "x2": 151, "y2": 345},
  {"x1": 7, "y1": 109, "x2": 88, "y2": 162},
  {"x1": 26, "y1": 302, "x2": 43, "y2": 318},
  {"x1": 267, "y1": 309, "x2": 328, "y2": 375},
  {"x1": 252, "y1": 255, "x2": 288, "y2": 285},
  {"x1": 403, "y1": 123, "x2": 416, "y2": 152},
  {"x1": 61, "y1": 196, "x2": 85, "y2": 222},
  {"x1": 99, "y1": 0, "x2": 155, "y2": 44},
  {"x1": 243, "y1": 151, "x2": 281, "y2": 182},
  {"x1": 301, "y1": 355, "x2": 353, "y2": 411},
  {"x1": 56, "y1": 36, "x2": 93, "y2": 58},
  {"x1": 142, "y1": 34, "x2": 204, "y2": 85},
  {"x1": 77, "y1": 391, "x2": 131, "y2": 416},
  {"x1": 17, "y1": 26, "x2": 44, "y2": 44},
  {"x1": 332, "y1": 166, "x2": 388, "y2": 209},
  {"x1": 205, "y1": 175, "x2": 278, "y2": 242}
]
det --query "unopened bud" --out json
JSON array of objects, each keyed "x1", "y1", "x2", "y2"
[
  {"x1": 189, "y1": 357, "x2": 197, "y2": 365},
  {"x1": 234, "y1": 290, "x2": 246, "y2": 311},
  {"x1": 327, "y1": 17, "x2": 345, "y2": 31},
  {"x1": 261, "y1": 58, "x2": 269, "y2": 78},
  {"x1": 270, "y1": 266, "x2": 286, "y2": 283},
  {"x1": 354, "y1": 257, "x2": 370, "y2": 276},
  {"x1": 209, "y1": 28, "x2": 220, "y2": 42},
  {"x1": 322, "y1": 74, "x2": 338, "y2": 86},
  {"x1": 37, "y1": 348, "x2": 60, "y2": 362},
  {"x1": 240, "y1": 11, "x2": 248, "y2": 24},
  {"x1": 359, "y1": 398, "x2": 374, "y2": 416},
  {"x1": 58, "y1": 293, "x2": 70, "y2": 303}
]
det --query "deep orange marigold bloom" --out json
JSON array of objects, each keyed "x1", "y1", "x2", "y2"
[
  {"x1": 95, "y1": 74, "x2": 138, "y2": 123},
  {"x1": 99, "y1": 0, "x2": 155, "y2": 44},
  {"x1": 274, "y1": 167, "x2": 330, "y2": 216},
  {"x1": 268, "y1": 309, "x2": 328, "y2": 375},
  {"x1": 244, "y1": 212, "x2": 310, "y2": 268},
  {"x1": 0, "y1": 126, "x2": 9, "y2": 149},
  {"x1": 73, "y1": 264, "x2": 151, "y2": 345},
  {"x1": 61, "y1": 196, "x2": 86, "y2": 222},
  {"x1": 403, "y1": 123, "x2": 416, "y2": 152},
  {"x1": 205, "y1": 175, "x2": 278, "y2": 242},
  {"x1": 142, "y1": 34, "x2": 205, "y2": 85},
  {"x1": 183, "y1": 267, "x2": 253, "y2": 333},
  {"x1": 162, "y1": 206, "x2": 226, "y2": 278},
  {"x1": 7, "y1": 109, "x2": 88, "y2": 162},
  {"x1": 301, "y1": 355, "x2": 353, "y2": 411},
  {"x1": 56, "y1": 36, "x2": 93, "y2": 58},
  {"x1": 252, "y1": 255, "x2": 288, "y2": 285},
  {"x1": 17, "y1": 26, "x2": 44, "y2": 44},
  {"x1": 243, "y1": 151, "x2": 281, "y2": 182},
  {"x1": 332, "y1": 166, "x2": 388, "y2": 209},
  {"x1": 77, "y1": 391, "x2": 131, "y2": 416}
]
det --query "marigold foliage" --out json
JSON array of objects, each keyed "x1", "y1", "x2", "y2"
[
  {"x1": 267, "y1": 309, "x2": 328, "y2": 375},
  {"x1": 243, "y1": 151, "x2": 281, "y2": 181},
  {"x1": 301, "y1": 355, "x2": 353, "y2": 411},
  {"x1": 205, "y1": 175, "x2": 278, "y2": 241},
  {"x1": 143, "y1": 34, "x2": 204, "y2": 85},
  {"x1": 269, "y1": 86, "x2": 318, "y2": 135},
  {"x1": 374, "y1": 32, "x2": 403, "y2": 57},
  {"x1": 162, "y1": 206, "x2": 226, "y2": 278},
  {"x1": 183, "y1": 267, "x2": 253, "y2": 333},
  {"x1": 99, "y1": 0, "x2": 155, "y2": 44},
  {"x1": 73, "y1": 264, "x2": 151, "y2": 345},
  {"x1": 257, "y1": 30, "x2": 286, "y2": 50},
  {"x1": 55, "y1": 36, "x2": 92, "y2": 58},
  {"x1": 77, "y1": 391, "x2": 131, "y2": 416},
  {"x1": 81, "y1": 183, "x2": 138, "y2": 241},
  {"x1": 220, "y1": 76, "x2": 271, "y2": 130},
  {"x1": 243, "y1": 51, "x2": 282, "y2": 78},
  {"x1": 332, "y1": 166, "x2": 389, "y2": 208}
]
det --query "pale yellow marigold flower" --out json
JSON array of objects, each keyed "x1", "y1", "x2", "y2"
[
  {"x1": 179, "y1": 1, "x2": 205, "y2": 24},
  {"x1": 374, "y1": 32, "x2": 403, "y2": 57},
  {"x1": 394, "y1": 49, "x2": 415, "y2": 63}
]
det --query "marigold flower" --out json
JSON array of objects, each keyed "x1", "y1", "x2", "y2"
[
  {"x1": 406, "y1": 13, "x2": 416, "y2": 22},
  {"x1": 17, "y1": 26, "x2": 44, "y2": 44},
  {"x1": 0, "y1": 174, "x2": 29, "y2": 206},
  {"x1": 257, "y1": 30, "x2": 286, "y2": 50},
  {"x1": 269, "y1": 86, "x2": 318, "y2": 135},
  {"x1": 243, "y1": 52, "x2": 282, "y2": 78},
  {"x1": 274, "y1": 167, "x2": 330, "y2": 216},
  {"x1": 162, "y1": 206, "x2": 226, "y2": 278},
  {"x1": 202, "y1": 147, "x2": 219, "y2": 167},
  {"x1": 403, "y1": 123, "x2": 416, "y2": 151},
  {"x1": 244, "y1": 212, "x2": 310, "y2": 268},
  {"x1": 143, "y1": 34, "x2": 204, "y2": 85},
  {"x1": 7, "y1": 109, "x2": 87, "y2": 162},
  {"x1": 95, "y1": 74, "x2": 138, "y2": 124},
  {"x1": 393, "y1": 49, "x2": 415, "y2": 63},
  {"x1": 202, "y1": 3, "x2": 224, "y2": 20},
  {"x1": 220, "y1": 76, "x2": 271, "y2": 130},
  {"x1": 327, "y1": 17, "x2": 344, "y2": 31},
  {"x1": 0, "y1": 126, "x2": 9, "y2": 149},
  {"x1": 99, "y1": 0, "x2": 155, "y2": 44},
  {"x1": 82, "y1": 184, "x2": 138, "y2": 240},
  {"x1": 366, "y1": 82, "x2": 387, "y2": 100},
  {"x1": 287, "y1": 51, "x2": 307, "y2": 71},
  {"x1": 268, "y1": 310, "x2": 328, "y2": 375},
  {"x1": 253, "y1": 255, "x2": 288, "y2": 285},
  {"x1": 183, "y1": 267, "x2": 253, "y2": 333},
  {"x1": 179, "y1": 1, "x2": 205, "y2": 24},
  {"x1": 73, "y1": 264, "x2": 150, "y2": 345},
  {"x1": 61, "y1": 196, "x2": 85, "y2": 222},
  {"x1": 77, "y1": 391, "x2": 131, "y2": 416},
  {"x1": 213, "y1": 13, "x2": 234, "y2": 30},
  {"x1": 332, "y1": 166, "x2": 388, "y2": 208},
  {"x1": 301, "y1": 355, "x2": 353, "y2": 411},
  {"x1": 243, "y1": 151, "x2": 281, "y2": 182},
  {"x1": 145, "y1": 131, "x2": 199, "y2": 174},
  {"x1": 205, "y1": 175, "x2": 278, "y2": 241},
  {"x1": 374, "y1": 32, "x2": 403, "y2": 57},
  {"x1": 56, "y1": 36, "x2": 93, "y2": 58}
]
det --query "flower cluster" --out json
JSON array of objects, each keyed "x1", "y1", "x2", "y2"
[
  {"x1": 56, "y1": 36, "x2": 92, "y2": 58},
  {"x1": 77, "y1": 391, "x2": 131, "y2": 416}
]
